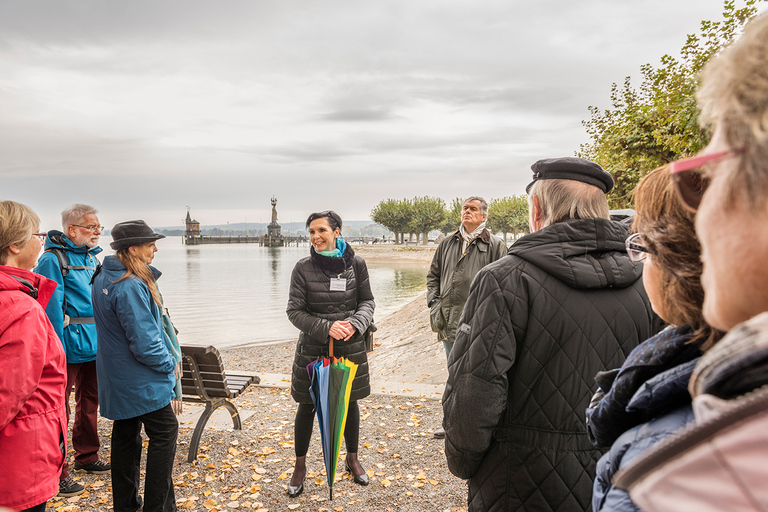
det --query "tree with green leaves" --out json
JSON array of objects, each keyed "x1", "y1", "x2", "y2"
[
  {"x1": 410, "y1": 196, "x2": 446, "y2": 245},
  {"x1": 370, "y1": 198, "x2": 413, "y2": 244},
  {"x1": 440, "y1": 197, "x2": 464, "y2": 234},
  {"x1": 487, "y1": 195, "x2": 529, "y2": 242},
  {"x1": 579, "y1": 0, "x2": 764, "y2": 208}
]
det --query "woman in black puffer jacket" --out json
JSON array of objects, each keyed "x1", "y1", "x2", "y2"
[{"x1": 286, "y1": 210, "x2": 375, "y2": 498}]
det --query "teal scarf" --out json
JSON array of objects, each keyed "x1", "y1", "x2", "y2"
[{"x1": 318, "y1": 236, "x2": 347, "y2": 257}]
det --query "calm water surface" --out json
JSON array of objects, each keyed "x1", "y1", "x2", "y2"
[{"x1": 99, "y1": 237, "x2": 427, "y2": 349}]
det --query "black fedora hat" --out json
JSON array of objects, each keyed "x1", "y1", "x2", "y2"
[{"x1": 110, "y1": 220, "x2": 166, "y2": 250}]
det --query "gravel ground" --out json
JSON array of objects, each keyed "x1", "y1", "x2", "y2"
[{"x1": 54, "y1": 295, "x2": 469, "y2": 512}]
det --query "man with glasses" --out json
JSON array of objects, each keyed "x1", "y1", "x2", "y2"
[
  {"x1": 35, "y1": 204, "x2": 110, "y2": 497},
  {"x1": 442, "y1": 157, "x2": 661, "y2": 512}
]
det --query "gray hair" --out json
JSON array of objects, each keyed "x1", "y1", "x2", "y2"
[
  {"x1": 528, "y1": 179, "x2": 609, "y2": 228},
  {"x1": 464, "y1": 196, "x2": 488, "y2": 215},
  {"x1": 698, "y1": 12, "x2": 768, "y2": 209},
  {"x1": 62, "y1": 204, "x2": 98, "y2": 230}
]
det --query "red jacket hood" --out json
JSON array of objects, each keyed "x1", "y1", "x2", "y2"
[{"x1": 0, "y1": 265, "x2": 57, "y2": 308}]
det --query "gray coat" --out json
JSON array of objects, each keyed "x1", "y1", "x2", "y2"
[
  {"x1": 426, "y1": 228, "x2": 507, "y2": 344},
  {"x1": 287, "y1": 246, "x2": 375, "y2": 404},
  {"x1": 443, "y1": 218, "x2": 663, "y2": 512}
]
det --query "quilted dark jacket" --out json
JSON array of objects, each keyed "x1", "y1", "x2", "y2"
[
  {"x1": 287, "y1": 245, "x2": 375, "y2": 404},
  {"x1": 443, "y1": 218, "x2": 662, "y2": 512}
]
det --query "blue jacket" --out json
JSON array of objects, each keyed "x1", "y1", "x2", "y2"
[
  {"x1": 587, "y1": 325, "x2": 701, "y2": 512},
  {"x1": 92, "y1": 255, "x2": 175, "y2": 420},
  {"x1": 34, "y1": 231, "x2": 102, "y2": 363}
]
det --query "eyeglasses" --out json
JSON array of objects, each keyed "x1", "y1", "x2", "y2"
[
  {"x1": 626, "y1": 233, "x2": 650, "y2": 263},
  {"x1": 33, "y1": 233, "x2": 47, "y2": 240},
  {"x1": 669, "y1": 148, "x2": 745, "y2": 212},
  {"x1": 72, "y1": 224, "x2": 104, "y2": 232}
]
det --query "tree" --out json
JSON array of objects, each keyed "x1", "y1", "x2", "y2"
[
  {"x1": 487, "y1": 195, "x2": 529, "y2": 242},
  {"x1": 410, "y1": 196, "x2": 446, "y2": 245},
  {"x1": 440, "y1": 197, "x2": 464, "y2": 234},
  {"x1": 371, "y1": 198, "x2": 413, "y2": 244},
  {"x1": 579, "y1": 0, "x2": 764, "y2": 208}
]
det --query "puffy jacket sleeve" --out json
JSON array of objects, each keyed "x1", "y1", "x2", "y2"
[
  {"x1": 286, "y1": 262, "x2": 333, "y2": 342},
  {"x1": 442, "y1": 264, "x2": 518, "y2": 479},
  {"x1": 426, "y1": 240, "x2": 444, "y2": 305},
  {"x1": 0, "y1": 307, "x2": 50, "y2": 429},
  {"x1": 347, "y1": 256, "x2": 375, "y2": 335},
  {"x1": 35, "y1": 253, "x2": 66, "y2": 345},
  {"x1": 115, "y1": 281, "x2": 175, "y2": 374}
]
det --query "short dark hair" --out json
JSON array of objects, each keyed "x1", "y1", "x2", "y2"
[{"x1": 306, "y1": 210, "x2": 343, "y2": 231}]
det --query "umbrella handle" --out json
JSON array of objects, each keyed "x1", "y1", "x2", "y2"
[{"x1": 329, "y1": 336, "x2": 334, "y2": 359}]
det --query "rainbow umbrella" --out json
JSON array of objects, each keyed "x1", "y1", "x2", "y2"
[{"x1": 306, "y1": 338, "x2": 358, "y2": 500}]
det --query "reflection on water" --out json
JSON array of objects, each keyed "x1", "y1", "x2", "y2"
[{"x1": 107, "y1": 237, "x2": 427, "y2": 349}]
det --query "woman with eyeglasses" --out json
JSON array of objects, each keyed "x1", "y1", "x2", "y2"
[
  {"x1": 285, "y1": 210, "x2": 375, "y2": 498},
  {"x1": 585, "y1": 167, "x2": 723, "y2": 512},
  {"x1": 0, "y1": 200, "x2": 67, "y2": 512}
]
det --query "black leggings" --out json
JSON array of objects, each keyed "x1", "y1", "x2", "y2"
[{"x1": 294, "y1": 401, "x2": 360, "y2": 457}]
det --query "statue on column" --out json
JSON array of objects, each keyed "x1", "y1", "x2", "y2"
[
  {"x1": 266, "y1": 196, "x2": 283, "y2": 245},
  {"x1": 271, "y1": 196, "x2": 278, "y2": 223}
]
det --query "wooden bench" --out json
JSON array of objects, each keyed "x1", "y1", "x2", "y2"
[{"x1": 180, "y1": 345, "x2": 260, "y2": 462}]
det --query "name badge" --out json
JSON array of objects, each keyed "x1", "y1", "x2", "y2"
[{"x1": 330, "y1": 278, "x2": 347, "y2": 291}]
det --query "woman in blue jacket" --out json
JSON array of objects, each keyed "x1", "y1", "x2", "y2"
[
  {"x1": 92, "y1": 220, "x2": 177, "y2": 512},
  {"x1": 586, "y1": 166, "x2": 723, "y2": 511}
]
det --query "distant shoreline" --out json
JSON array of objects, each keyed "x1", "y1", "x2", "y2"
[{"x1": 351, "y1": 243, "x2": 436, "y2": 263}]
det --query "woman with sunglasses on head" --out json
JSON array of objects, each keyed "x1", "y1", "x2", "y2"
[
  {"x1": 608, "y1": 14, "x2": 768, "y2": 511},
  {"x1": 92, "y1": 220, "x2": 179, "y2": 512},
  {"x1": 585, "y1": 167, "x2": 723, "y2": 512},
  {"x1": 286, "y1": 210, "x2": 375, "y2": 498},
  {"x1": 0, "y1": 200, "x2": 67, "y2": 512}
]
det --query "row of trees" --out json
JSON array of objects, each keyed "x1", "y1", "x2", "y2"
[
  {"x1": 371, "y1": 196, "x2": 529, "y2": 244},
  {"x1": 579, "y1": 0, "x2": 764, "y2": 208}
]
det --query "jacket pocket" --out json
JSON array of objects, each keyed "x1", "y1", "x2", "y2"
[{"x1": 430, "y1": 301, "x2": 446, "y2": 333}]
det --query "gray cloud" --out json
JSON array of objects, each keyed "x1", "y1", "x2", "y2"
[{"x1": 0, "y1": 0, "x2": 748, "y2": 228}]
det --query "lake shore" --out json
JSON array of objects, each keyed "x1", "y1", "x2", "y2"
[{"x1": 351, "y1": 243, "x2": 437, "y2": 263}]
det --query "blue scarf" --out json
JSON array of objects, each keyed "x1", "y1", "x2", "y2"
[{"x1": 318, "y1": 236, "x2": 347, "y2": 257}]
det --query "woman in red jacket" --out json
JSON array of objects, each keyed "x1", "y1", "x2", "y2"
[{"x1": 0, "y1": 200, "x2": 67, "y2": 512}]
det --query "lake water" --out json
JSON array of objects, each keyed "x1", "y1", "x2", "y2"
[{"x1": 97, "y1": 236, "x2": 428, "y2": 349}]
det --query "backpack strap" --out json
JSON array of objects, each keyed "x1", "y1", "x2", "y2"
[{"x1": 45, "y1": 247, "x2": 99, "y2": 327}]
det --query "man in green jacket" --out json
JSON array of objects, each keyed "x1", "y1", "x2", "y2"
[{"x1": 427, "y1": 196, "x2": 507, "y2": 439}]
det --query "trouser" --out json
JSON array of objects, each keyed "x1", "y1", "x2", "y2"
[
  {"x1": 21, "y1": 502, "x2": 47, "y2": 512},
  {"x1": 443, "y1": 340, "x2": 454, "y2": 361},
  {"x1": 294, "y1": 401, "x2": 360, "y2": 457},
  {"x1": 111, "y1": 404, "x2": 178, "y2": 512},
  {"x1": 61, "y1": 361, "x2": 100, "y2": 479}
]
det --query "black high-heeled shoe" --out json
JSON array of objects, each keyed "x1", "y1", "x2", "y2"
[
  {"x1": 345, "y1": 460, "x2": 369, "y2": 486},
  {"x1": 288, "y1": 476, "x2": 305, "y2": 498}
]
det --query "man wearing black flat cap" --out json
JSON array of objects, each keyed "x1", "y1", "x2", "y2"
[
  {"x1": 443, "y1": 157, "x2": 662, "y2": 512},
  {"x1": 92, "y1": 220, "x2": 179, "y2": 512}
]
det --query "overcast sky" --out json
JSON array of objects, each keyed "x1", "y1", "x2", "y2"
[{"x1": 0, "y1": 0, "x2": 753, "y2": 230}]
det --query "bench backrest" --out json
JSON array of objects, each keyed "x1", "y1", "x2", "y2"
[{"x1": 181, "y1": 345, "x2": 237, "y2": 399}]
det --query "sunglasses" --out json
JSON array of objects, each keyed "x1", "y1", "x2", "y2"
[
  {"x1": 625, "y1": 233, "x2": 650, "y2": 263},
  {"x1": 669, "y1": 148, "x2": 745, "y2": 212}
]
